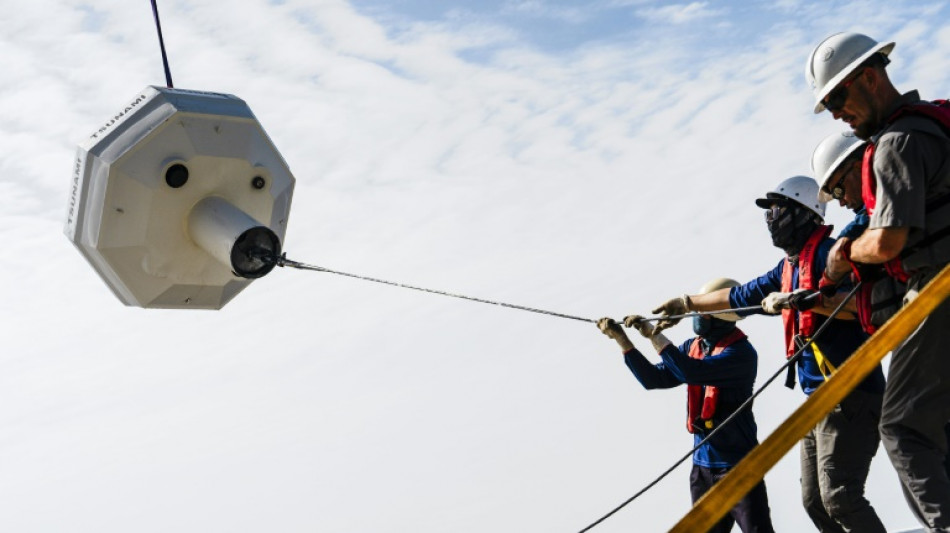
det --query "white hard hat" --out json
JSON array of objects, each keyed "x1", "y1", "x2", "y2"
[
  {"x1": 812, "y1": 131, "x2": 866, "y2": 202},
  {"x1": 697, "y1": 278, "x2": 742, "y2": 321},
  {"x1": 805, "y1": 32, "x2": 895, "y2": 113},
  {"x1": 755, "y1": 175, "x2": 826, "y2": 219}
]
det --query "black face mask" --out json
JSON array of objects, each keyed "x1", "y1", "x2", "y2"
[
  {"x1": 766, "y1": 203, "x2": 819, "y2": 256},
  {"x1": 693, "y1": 315, "x2": 736, "y2": 343},
  {"x1": 693, "y1": 315, "x2": 712, "y2": 336}
]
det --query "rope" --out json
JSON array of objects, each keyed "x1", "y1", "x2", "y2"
[
  {"x1": 277, "y1": 254, "x2": 598, "y2": 324},
  {"x1": 276, "y1": 254, "x2": 763, "y2": 326},
  {"x1": 577, "y1": 282, "x2": 862, "y2": 532},
  {"x1": 149, "y1": 0, "x2": 174, "y2": 88}
]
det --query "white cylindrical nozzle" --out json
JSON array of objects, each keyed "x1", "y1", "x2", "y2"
[{"x1": 188, "y1": 196, "x2": 281, "y2": 278}]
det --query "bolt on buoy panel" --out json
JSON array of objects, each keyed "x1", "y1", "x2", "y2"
[{"x1": 66, "y1": 86, "x2": 296, "y2": 309}]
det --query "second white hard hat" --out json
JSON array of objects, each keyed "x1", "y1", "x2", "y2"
[
  {"x1": 812, "y1": 131, "x2": 867, "y2": 202},
  {"x1": 754, "y1": 175, "x2": 827, "y2": 219},
  {"x1": 805, "y1": 32, "x2": 895, "y2": 113}
]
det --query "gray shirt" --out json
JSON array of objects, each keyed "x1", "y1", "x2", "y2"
[{"x1": 868, "y1": 91, "x2": 950, "y2": 270}]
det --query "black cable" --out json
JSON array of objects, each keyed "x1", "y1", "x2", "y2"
[
  {"x1": 273, "y1": 254, "x2": 764, "y2": 326},
  {"x1": 150, "y1": 0, "x2": 174, "y2": 88},
  {"x1": 577, "y1": 282, "x2": 862, "y2": 532},
  {"x1": 277, "y1": 254, "x2": 598, "y2": 324}
]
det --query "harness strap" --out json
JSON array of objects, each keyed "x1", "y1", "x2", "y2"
[
  {"x1": 855, "y1": 282, "x2": 877, "y2": 334},
  {"x1": 811, "y1": 339, "x2": 838, "y2": 379}
]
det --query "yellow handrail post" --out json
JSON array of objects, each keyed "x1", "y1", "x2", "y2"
[{"x1": 670, "y1": 264, "x2": 950, "y2": 532}]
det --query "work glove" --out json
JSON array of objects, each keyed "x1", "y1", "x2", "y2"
[
  {"x1": 623, "y1": 314, "x2": 672, "y2": 353},
  {"x1": 597, "y1": 317, "x2": 625, "y2": 342},
  {"x1": 624, "y1": 314, "x2": 656, "y2": 338},
  {"x1": 787, "y1": 289, "x2": 820, "y2": 311},
  {"x1": 761, "y1": 292, "x2": 791, "y2": 314},
  {"x1": 762, "y1": 288, "x2": 813, "y2": 314},
  {"x1": 597, "y1": 318, "x2": 634, "y2": 352},
  {"x1": 651, "y1": 295, "x2": 690, "y2": 332}
]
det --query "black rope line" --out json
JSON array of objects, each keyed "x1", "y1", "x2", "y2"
[
  {"x1": 577, "y1": 282, "x2": 862, "y2": 532},
  {"x1": 150, "y1": 0, "x2": 174, "y2": 88},
  {"x1": 274, "y1": 254, "x2": 763, "y2": 326},
  {"x1": 277, "y1": 254, "x2": 597, "y2": 323}
]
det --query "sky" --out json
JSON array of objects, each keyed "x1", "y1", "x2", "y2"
[{"x1": 3, "y1": 0, "x2": 950, "y2": 531}]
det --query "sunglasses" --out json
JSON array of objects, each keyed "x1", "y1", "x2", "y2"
[
  {"x1": 823, "y1": 161, "x2": 860, "y2": 200},
  {"x1": 827, "y1": 182, "x2": 846, "y2": 201},
  {"x1": 822, "y1": 68, "x2": 865, "y2": 112},
  {"x1": 764, "y1": 202, "x2": 787, "y2": 222}
]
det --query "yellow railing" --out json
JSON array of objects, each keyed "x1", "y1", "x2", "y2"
[{"x1": 670, "y1": 264, "x2": 950, "y2": 532}]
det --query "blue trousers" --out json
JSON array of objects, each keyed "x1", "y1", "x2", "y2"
[{"x1": 690, "y1": 464, "x2": 774, "y2": 533}]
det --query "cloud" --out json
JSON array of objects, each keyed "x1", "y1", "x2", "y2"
[
  {"x1": 502, "y1": 0, "x2": 594, "y2": 23},
  {"x1": 634, "y1": 1, "x2": 724, "y2": 25}
]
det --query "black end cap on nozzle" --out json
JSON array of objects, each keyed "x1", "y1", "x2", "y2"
[{"x1": 231, "y1": 226, "x2": 281, "y2": 278}]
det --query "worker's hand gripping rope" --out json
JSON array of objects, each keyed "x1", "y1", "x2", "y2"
[
  {"x1": 761, "y1": 288, "x2": 816, "y2": 314},
  {"x1": 650, "y1": 295, "x2": 691, "y2": 332},
  {"x1": 624, "y1": 314, "x2": 672, "y2": 352}
]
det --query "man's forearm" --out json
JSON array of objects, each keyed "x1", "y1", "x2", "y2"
[
  {"x1": 811, "y1": 291, "x2": 857, "y2": 319},
  {"x1": 686, "y1": 287, "x2": 731, "y2": 312},
  {"x1": 848, "y1": 227, "x2": 909, "y2": 264}
]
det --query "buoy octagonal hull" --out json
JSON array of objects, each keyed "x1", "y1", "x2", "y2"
[{"x1": 66, "y1": 86, "x2": 295, "y2": 309}]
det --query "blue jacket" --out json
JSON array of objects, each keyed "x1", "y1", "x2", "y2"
[
  {"x1": 623, "y1": 332, "x2": 759, "y2": 468},
  {"x1": 728, "y1": 237, "x2": 885, "y2": 395},
  {"x1": 838, "y1": 207, "x2": 870, "y2": 240}
]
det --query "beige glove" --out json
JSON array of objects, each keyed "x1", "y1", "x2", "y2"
[
  {"x1": 624, "y1": 314, "x2": 672, "y2": 353},
  {"x1": 597, "y1": 318, "x2": 634, "y2": 352},
  {"x1": 651, "y1": 295, "x2": 691, "y2": 332},
  {"x1": 762, "y1": 288, "x2": 810, "y2": 314},
  {"x1": 761, "y1": 292, "x2": 791, "y2": 314}
]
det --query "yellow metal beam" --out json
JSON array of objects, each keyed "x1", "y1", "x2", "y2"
[{"x1": 670, "y1": 264, "x2": 950, "y2": 532}]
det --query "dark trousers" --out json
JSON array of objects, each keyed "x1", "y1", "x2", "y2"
[
  {"x1": 800, "y1": 388, "x2": 886, "y2": 532},
  {"x1": 880, "y1": 279, "x2": 950, "y2": 531},
  {"x1": 690, "y1": 464, "x2": 775, "y2": 533}
]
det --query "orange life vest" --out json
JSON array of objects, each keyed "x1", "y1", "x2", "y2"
[
  {"x1": 780, "y1": 225, "x2": 832, "y2": 357},
  {"x1": 686, "y1": 328, "x2": 747, "y2": 434}
]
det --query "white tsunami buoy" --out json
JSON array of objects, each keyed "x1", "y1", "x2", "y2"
[{"x1": 66, "y1": 86, "x2": 295, "y2": 309}]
